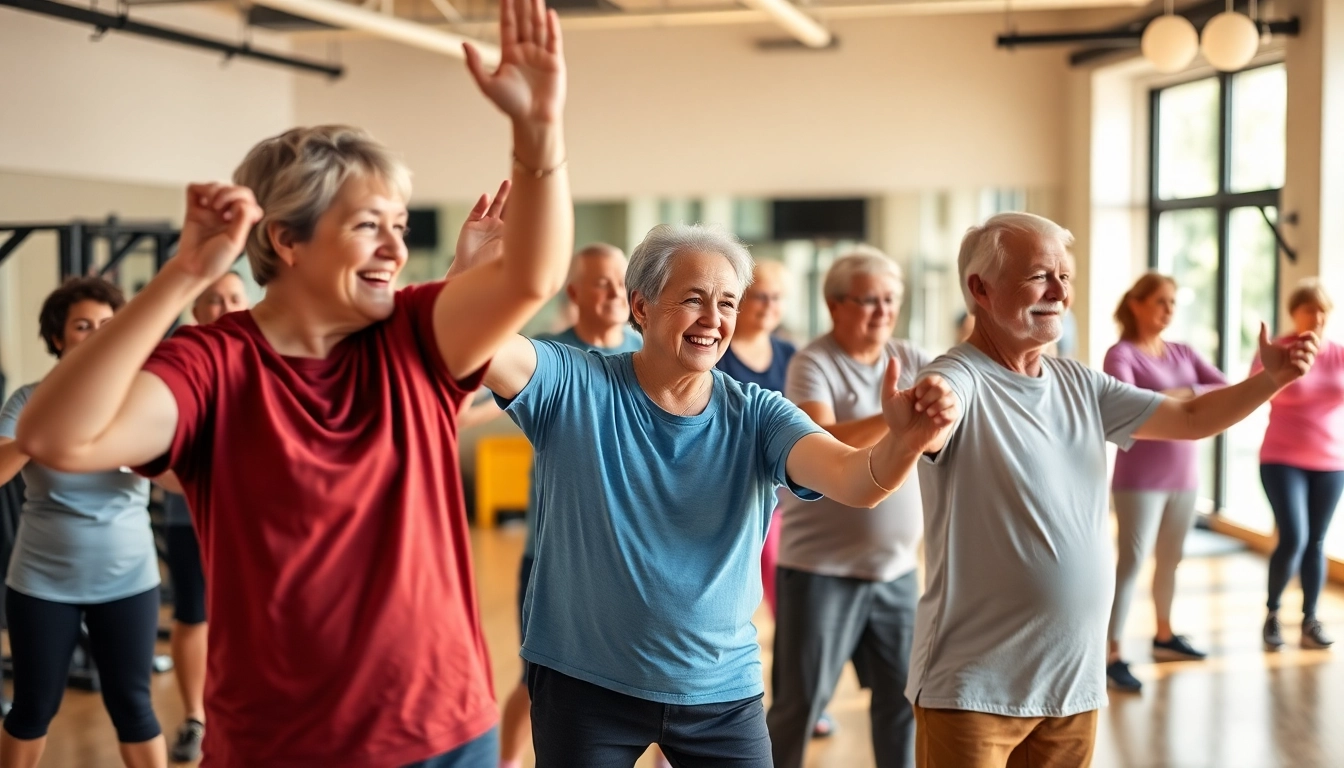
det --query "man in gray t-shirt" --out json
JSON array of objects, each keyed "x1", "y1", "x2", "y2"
[
  {"x1": 907, "y1": 213, "x2": 1319, "y2": 767},
  {"x1": 767, "y1": 251, "x2": 928, "y2": 768}
]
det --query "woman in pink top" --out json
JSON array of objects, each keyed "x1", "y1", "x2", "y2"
[
  {"x1": 1255, "y1": 280, "x2": 1344, "y2": 652},
  {"x1": 1102, "y1": 273, "x2": 1226, "y2": 693}
]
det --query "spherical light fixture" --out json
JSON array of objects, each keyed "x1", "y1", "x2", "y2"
[
  {"x1": 1142, "y1": 13, "x2": 1199, "y2": 73},
  {"x1": 1201, "y1": 6, "x2": 1260, "y2": 72}
]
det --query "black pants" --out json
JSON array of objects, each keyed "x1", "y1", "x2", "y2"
[
  {"x1": 527, "y1": 663, "x2": 771, "y2": 768},
  {"x1": 165, "y1": 524, "x2": 207, "y2": 625},
  {"x1": 1261, "y1": 464, "x2": 1344, "y2": 617},
  {"x1": 3, "y1": 586, "x2": 162, "y2": 743},
  {"x1": 767, "y1": 568, "x2": 917, "y2": 768}
]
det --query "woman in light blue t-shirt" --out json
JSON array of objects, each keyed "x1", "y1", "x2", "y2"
[
  {"x1": 486, "y1": 223, "x2": 959, "y2": 767},
  {"x1": 0, "y1": 277, "x2": 164, "y2": 768}
]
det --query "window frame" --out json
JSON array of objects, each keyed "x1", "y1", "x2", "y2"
[{"x1": 1147, "y1": 62, "x2": 1285, "y2": 514}]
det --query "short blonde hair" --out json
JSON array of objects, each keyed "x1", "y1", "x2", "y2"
[
  {"x1": 233, "y1": 126, "x2": 411, "y2": 286},
  {"x1": 1287, "y1": 278, "x2": 1334, "y2": 315},
  {"x1": 823, "y1": 247, "x2": 903, "y2": 302}
]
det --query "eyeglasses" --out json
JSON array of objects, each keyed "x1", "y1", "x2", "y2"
[
  {"x1": 745, "y1": 292, "x2": 783, "y2": 305},
  {"x1": 841, "y1": 295, "x2": 899, "y2": 311}
]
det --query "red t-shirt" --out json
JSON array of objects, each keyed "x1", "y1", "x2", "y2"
[{"x1": 137, "y1": 282, "x2": 495, "y2": 768}]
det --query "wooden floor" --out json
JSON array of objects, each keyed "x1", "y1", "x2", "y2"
[{"x1": 16, "y1": 524, "x2": 1344, "y2": 768}]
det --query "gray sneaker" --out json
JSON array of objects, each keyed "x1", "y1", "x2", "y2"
[
  {"x1": 1263, "y1": 615, "x2": 1285, "y2": 652},
  {"x1": 170, "y1": 719, "x2": 205, "y2": 763},
  {"x1": 1302, "y1": 618, "x2": 1335, "y2": 650}
]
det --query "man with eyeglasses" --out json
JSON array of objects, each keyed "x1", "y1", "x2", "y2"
[{"x1": 767, "y1": 248, "x2": 930, "y2": 768}]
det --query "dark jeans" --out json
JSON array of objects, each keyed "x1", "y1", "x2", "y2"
[
  {"x1": 1260, "y1": 463, "x2": 1344, "y2": 618},
  {"x1": 402, "y1": 727, "x2": 499, "y2": 768},
  {"x1": 767, "y1": 568, "x2": 917, "y2": 768},
  {"x1": 527, "y1": 663, "x2": 771, "y2": 768},
  {"x1": 4, "y1": 586, "x2": 161, "y2": 743}
]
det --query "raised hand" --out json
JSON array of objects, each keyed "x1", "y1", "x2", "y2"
[
  {"x1": 880, "y1": 358, "x2": 960, "y2": 453},
  {"x1": 175, "y1": 183, "x2": 262, "y2": 282},
  {"x1": 1258, "y1": 322, "x2": 1319, "y2": 387},
  {"x1": 464, "y1": 0, "x2": 566, "y2": 128},
  {"x1": 447, "y1": 180, "x2": 510, "y2": 279}
]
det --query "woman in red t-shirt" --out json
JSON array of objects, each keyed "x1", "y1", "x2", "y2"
[{"x1": 12, "y1": 1, "x2": 569, "y2": 765}]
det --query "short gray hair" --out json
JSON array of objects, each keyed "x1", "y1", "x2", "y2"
[
  {"x1": 233, "y1": 125, "x2": 411, "y2": 287},
  {"x1": 823, "y1": 247, "x2": 903, "y2": 302},
  {"x1": 626, "y1": 224, "x2": 754, "y2": 332},
  {"x1": 957, "y1": 212, "x2": 1073, "y2": 313},
  {"x1": 567, "y1": 242, "x2": 625, "y2": 287}
]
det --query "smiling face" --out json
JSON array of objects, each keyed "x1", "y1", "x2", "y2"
[
  {"x1": 274, "y1": 173, "x2": 409, "y2": 325},
  {"x1": 568, "y1": 250, "x2": 629, "y2": 330},
  {"x1": 631, "y1": 250, "x2": 741, "y2": 373},
  {"x1": 828, "y1": 272, "x2": 903, "y2": 351},
  {"x1": 1292, "y1": 301, "x2": 1329, "y2": 336},
  {"x1": 974, "y1": 230, "x2": 1072, "y2": 348}
]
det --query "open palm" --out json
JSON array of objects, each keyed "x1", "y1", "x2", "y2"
[
  {"x1": 449, "y1": 180, "x2": 510, "y2": 277},
  {"x1": 465, "y1": 0, "x2": 566, "y2": 125}
]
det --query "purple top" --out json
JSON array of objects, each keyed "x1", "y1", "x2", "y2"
[{"x1": 1104, "y1": 340, "x2": 1227, "y2": 491}]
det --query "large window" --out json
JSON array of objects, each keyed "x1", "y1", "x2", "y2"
[{"x1": 1149, "y1": 64, "x2": 1285, "y2": 533}]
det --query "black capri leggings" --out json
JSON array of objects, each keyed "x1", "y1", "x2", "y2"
[{"x1": 3, "y1": 586, "x2": 162, "y2": 743}]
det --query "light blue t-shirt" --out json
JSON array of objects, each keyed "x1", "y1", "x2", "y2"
[
  {"x1": 498, "y1": 340, "x2": 824, "y2": 704},
  {"x1": 0, "y1": 384, "x2": 158, "y2": 604},
  {"x1": 522, "y1": 325, "x2": 643, "y2": 556}
]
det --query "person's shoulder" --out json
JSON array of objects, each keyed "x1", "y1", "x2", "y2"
[
  {"x1": 772, "y1": 335, "x2": 798, "y2": 357},
  {"x1": 620, "y1": 327, "x2": 644, "y2": 352},
  {"x1": 1104, "y1": 339, "x2": 1135, "y2": 360},
  {"x1": 2, "y1": 382, "x2": 38, "y2": 409},
  {"x1": 793, "y1": 333, "x2": 840, "y2": 364}
]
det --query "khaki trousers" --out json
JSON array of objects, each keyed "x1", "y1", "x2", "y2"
[{"x1": 914, "y1": 705, "x2": 1098, "y2": 768}]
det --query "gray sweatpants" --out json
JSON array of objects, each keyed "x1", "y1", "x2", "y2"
[
  {"x1": 766, "y1": 567, "x2": 917, "y2": 768},
  {"x1": 1108, "y1": 489, "x2": 1199, "y2": 644}
]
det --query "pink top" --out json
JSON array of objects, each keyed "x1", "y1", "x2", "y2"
[{"x1": 1253, "y1": 338, "x2": 1344, "y2": 471}]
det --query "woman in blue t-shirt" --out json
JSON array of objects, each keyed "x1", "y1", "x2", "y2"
[
  {"x1": 0, "y1": 278, "x2": 165, "y2": 768},
  {"x1": 486, "y1": 223, "x2": 958, "y2": 767}
]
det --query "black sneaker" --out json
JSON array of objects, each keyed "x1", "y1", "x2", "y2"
[
  {"x1": 170, "y1": 718, "x2": 205, "y2": 763},
  {"x1": 1263, "y1": 615, "x2": 1286, "y2": 651},
  {"x1": 1152, "y1": 634, "x2": 1207, "y2": 661},
  {"x1": 1302, "y1": 618, "x2": 1335, "y2": 650},
  {"x1": 1106, "y1": 660, "x2": 1142, "y2": 693}
]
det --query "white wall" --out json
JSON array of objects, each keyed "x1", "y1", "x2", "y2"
[
  {"x1": 294, "y1": 12, "x2": 1075, "y2": 202},
  {"x1": 0, "y1": 5, "x2": 297, "y2": 185}
]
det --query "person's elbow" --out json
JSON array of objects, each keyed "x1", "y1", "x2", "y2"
[{"x1": 15, "y1": 423, "x2": 82, "y2": 472}]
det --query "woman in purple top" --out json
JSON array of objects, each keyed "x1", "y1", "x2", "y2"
[{"x1": 1102, "y1": 273, "x2": 1227, "y2": 693}]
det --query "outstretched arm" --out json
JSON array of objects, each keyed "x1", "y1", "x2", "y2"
[
  {"x1": 432, "y1": 0, "x2": 573, "y2": 381},
  {"x1": 1134, "y1": 325, "x2": 1317, "y2": 441},
  {"x1": 786, "y1": 359, "x2": 958, "y2": 508},
  {"x1": 16, "y1": 186, "x2": 262, "y2": 472}
]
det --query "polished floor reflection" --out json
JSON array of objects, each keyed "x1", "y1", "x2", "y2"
[{"x1": 18, "y1": 525, "x2": 1344, "y2": 767}]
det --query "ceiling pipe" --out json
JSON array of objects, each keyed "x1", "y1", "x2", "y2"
[
  {"x1": 0, "y1": 0, "x2": 343, "y2": 76},
  {"x1": 250, "y1": 0, "x2": 500, "y2": 65},
  {"x1": 738, "y1": 0, "x2": 831, "y2": 47}
]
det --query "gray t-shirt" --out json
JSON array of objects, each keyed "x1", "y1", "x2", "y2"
[
  {"x1": 0, "y1": 384, "x2": 159, "y2": 603},
  {"x1": 779, "y1": 335, "x2": 932, "y2": 582},
  {"x1": 906, "y1": 344, "x2": 1163, "y2": 717}
]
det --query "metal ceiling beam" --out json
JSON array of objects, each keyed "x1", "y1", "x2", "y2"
[{"x1": 0, "y1": 0, "x2": 344, "y2": 77}]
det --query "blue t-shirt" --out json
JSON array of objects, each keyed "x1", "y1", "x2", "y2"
[
  {"x1": 0, "y1": 384, "x2": 158, "y2": 603},
  {"x1": 522, "y1": 326, "x2": 643, "y2": 556},
  {"x1": 715, "y1": 336, "x2": 796, "y2": 393},
  {"x1": 498, "y1": 340, "x2": 823, "y2": 704}
]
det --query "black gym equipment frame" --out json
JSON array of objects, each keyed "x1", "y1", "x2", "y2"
[
  {"x1": 0, "y1": 218, "x2": 180, "y2": 282},
  {"x1": 0, "y1": 0, "x2": 344, "y2": 78}
]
